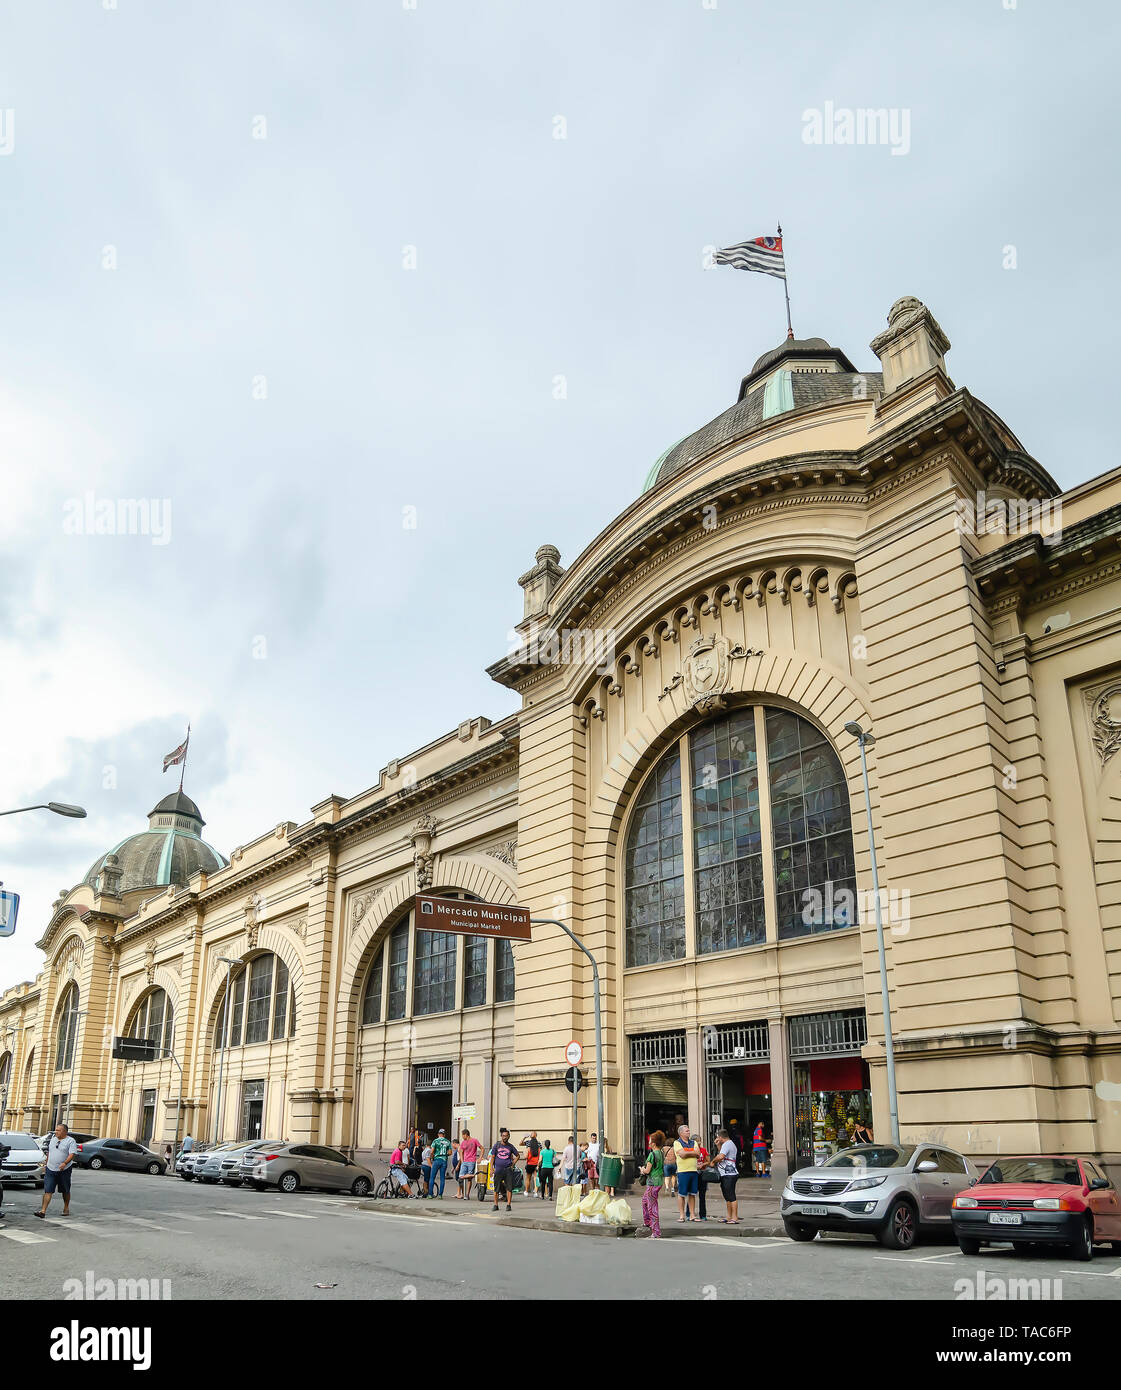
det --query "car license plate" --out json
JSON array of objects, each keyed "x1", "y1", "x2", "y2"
[
  {"x1": 988, "y1": 1212, "x2": 1022, "y2": 1226},
  {"x1": 799, "y1": 1205, "x2": 829, "y2": 1217}
]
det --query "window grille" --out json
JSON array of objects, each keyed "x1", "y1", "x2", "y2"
[
  {"x1": 629, "y1": 1031, "x2": 687, "y2": 1072},
  {"x1": 702, "y1": 1020, "x2": 769, "y2": 1062},
  {"x1": 788, "y1": 1009, "x2": 867, "y2": 1058},
  {"x1": 413, "y1": 1062, "x2": 453, "y2": 1091}
]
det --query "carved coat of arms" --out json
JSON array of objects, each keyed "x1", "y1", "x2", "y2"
[
  {"x1": 659, "y1": 634, "x2": 757, "y2": 711},
  {"x1": 683, "y1": 634, "x2": 733, "y2": 711}
]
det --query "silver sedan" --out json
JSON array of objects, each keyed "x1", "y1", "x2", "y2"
[
  {"x1": 238, "y1": 1142, "x2": 374, "y2": 1196},
  {"x1": 781, "y1": 1142, "x2": 979, "y2": 1249}
]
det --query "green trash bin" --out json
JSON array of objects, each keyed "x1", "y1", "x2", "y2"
[{"x1": 599, "y1": 1153, "x2": 623, "y2": 1189}]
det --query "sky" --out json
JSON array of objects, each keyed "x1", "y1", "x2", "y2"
[{"x1": 1, "y1": 0, "x2": 1118, "y2": 989}]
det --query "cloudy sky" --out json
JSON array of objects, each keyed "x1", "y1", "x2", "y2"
[{"x1": 1, "y1": 0, "x2": 1117, "y2": 989}]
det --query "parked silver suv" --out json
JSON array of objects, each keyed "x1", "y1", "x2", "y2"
[
  {"x1": 238, "y1": 1141, "x2": 373, "y2": 1196},
  {"x1": 781, "y1": 1143, "x2": 978, "y2": 1249}
]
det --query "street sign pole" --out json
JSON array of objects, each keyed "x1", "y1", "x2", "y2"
[{"x1": 533, "y1": 918, "x2": 605, "y2": 1164}]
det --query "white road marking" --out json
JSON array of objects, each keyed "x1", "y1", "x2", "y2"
[
  {"x1": 0, "y1": 1227, "x2": 55, "y2": 1244},
  {"x1": 262, "y1": 1209, "x2": 318, "y2": 1219},
  {"x1": 113, "y1": 1215, "x2": 188, "y2": 1233},
  {"x1": 357, "y1": 1210, "x2": 475, "y2": 1228},
  {"x1": 875, "y1": 1251, "x2": 965, "y2": 1264},
  {"x1": 39, "y1": 1219, "x2": 109, "y2": 1235},
  {"x1": 1058, "y1": 1263, "x2": 1121, "y2": 1278},
  {"x1": 213, "y1": 1209, "x2": 266, "y2": 1220},
  {"x1": 161, "y1": 1212, "x2": 210, "y2": 1221}
]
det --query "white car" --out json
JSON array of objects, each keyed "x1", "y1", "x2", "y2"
[{"x1": 0, "y1": 1131, "x2": 46, "y2": 1188}]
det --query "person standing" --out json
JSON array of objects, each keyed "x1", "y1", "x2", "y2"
[
  {"x1": 489, "y1": 1127, "x2": 519, "y2": 1213},
  {"x1": 715, "y1": 1128, "x2": 740, "y2": 1223},
  {"x1": 673, "y1": 1125, "x2": 700, "y2": 1223},
  {"x1": 420, "y1": 1138, "x2": 434, "y2": 1196},
  {"x1": 538, "y1": 1139, "x2": 556, "y2": 1199},
  {"x1": 640, "y1": 1129, "x2": 665, "y2": 1239},
  {"x1": 662, "y1": 1135, "x2": 677, "y2": 1197},
  {"x1": 430, "y1": 1128, "x2": 451, "y2": 1197},
  {"x1": 561, "y1": 1135, "x2": 576, "y2": 1187},
  {"x1": 751, "y1": 1121, "x2": 769, "y2": 1177},
  {"x1": 35, "y1": 1123, "x2": 77, "y2": 1219},
  {"x1": 458, "y1": 1129, "x2": 481, "y2": 1199},
  {"x1": 181, "y1": 1131, "x2": 194, "y2": 1154},
  {"x1": 524, "y1": 1131, "x2": 541, "y2": 1198},
  {"x1": 696, "y1": 1136, "x2": 712, "y2": 1221},
  {"x1": 852, "y1": 1118, "x2": 873, "y2": 1145}
]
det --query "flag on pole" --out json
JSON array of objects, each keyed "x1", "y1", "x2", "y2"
[
  {"x1": 163, "y1": 732, "x2": 189, "y2": 773},
  {"x1": 714, "y1": 235, "x2": 786, "y2": 279}
]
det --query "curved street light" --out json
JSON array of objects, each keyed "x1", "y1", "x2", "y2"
[
  {"x1": 845, "y1": 721, "x2": 900, "y2": 1144},
  {"x1": 0, "y1": 802, "x2": 87, "y2": 819}
]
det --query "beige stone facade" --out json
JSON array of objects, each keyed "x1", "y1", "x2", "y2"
[{"x1": 3, "y1": 294, "x2": 1121, "y2": 1182}]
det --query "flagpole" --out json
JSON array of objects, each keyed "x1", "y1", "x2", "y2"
[
  {"x1": 179, "y1": 724, "x2": 190, "y2": 794},
  {"x1": 778, "y1": 222, "x2": 793, "y2": 339}
]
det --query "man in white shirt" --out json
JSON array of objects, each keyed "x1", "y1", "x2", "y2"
[
  {"x1": 562, "y1": 1135, "x2": 576, "y2": 1186},
  {"x1": 36, "y1": 1123, "x2": 78, "y2": 1219}
]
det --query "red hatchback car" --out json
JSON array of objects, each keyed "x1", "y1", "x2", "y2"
[{"x1": 952, "y1": 1155, "x2": 1121, "y2": 1261}]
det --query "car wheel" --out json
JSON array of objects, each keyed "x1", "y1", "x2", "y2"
[
  {"x1": 89, "y1": 1157, "x2": 104, "y2": 1170},
  {"x1": 1071, "y1": 1217, "x2": 1094, "y2": 1262},
  {"x1": 351, "y1": 1177, "x2": 372, "y2": 1197},
  {"x1": 278, "y1": 1171, "x2": 300, "y2": 1194},
  {"x1": 877, "y1": 1198, "x2": 918, "y2": 1250},
  {"x1": 180, "y1": 1173, "x2": 194, "y2": 1181},
  {"x1": 146, "y1": 1162, "x2": 161, "y2": 1175},
  {"x1": 1110, "y1": 1240, "x2": 1121, "y2": 1255},
  {"x1": 783, "y1": 1219, "x2": 817, "y2": 1242},
  {"x1": 957, "y1": 1236, "x2": 981, "y2": 1256}
]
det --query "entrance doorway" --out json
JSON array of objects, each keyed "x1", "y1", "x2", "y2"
[
  {"x1": 701, "y1": 1021, "x2": 770, "y2": 1170},
  {"x1": 789, "y1": 1010, "x2": 871, "y2": 1167},
  {"x1": 413, "y1": 1062, "x2": 452, "y2": 1141},
  {"x1": 629, "y1": 1030, "x2": 688, "y2": 1157},
  {"x1": 241, "y1": 1079, "x2": 265, "y2": 1140}
]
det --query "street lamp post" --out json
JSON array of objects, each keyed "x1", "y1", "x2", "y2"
[
  {"x1": 844, "y1": 721, "x2": 900, "y2": 1144},
  {"x1": 529, "y1": 919, "x2": 605, "y2": 1162},
  {"x1": 213, "y1": 957, "x2": 242, "y2": 1144},
  {"x1": 0, "y1": 802, "x2": 87, "y2": 819}
]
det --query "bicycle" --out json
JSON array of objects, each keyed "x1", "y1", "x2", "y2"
[{"x1": 373, "y1": 1161, "x2": 419, "y2": 1200}]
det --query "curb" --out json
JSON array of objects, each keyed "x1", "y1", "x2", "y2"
[{"x1": 353, "y1": 1199, "x2": 787, "y2": 1240}]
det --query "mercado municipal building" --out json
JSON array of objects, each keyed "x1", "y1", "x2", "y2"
[{"x1": 3, "y1": 294, "x2": 1121, "y2": 1183}]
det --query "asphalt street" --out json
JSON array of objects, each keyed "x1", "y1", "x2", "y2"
[{"x1": 1, "y1": 1170, "x2": 1118, "y2": 1301}]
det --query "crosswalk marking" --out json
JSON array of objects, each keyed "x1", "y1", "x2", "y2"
[
  {"x1": 114, "y1": 1215, "x2": 187, "y2": 1233},
  {"x1": 213, "y1": 1210, "x2": 265, "y2": 1221},
  {"x1": 262, "y1": 1209, "x2": 318, "y2": 1219},
  {"x1": 162, "y1": 1212, "x2": 210, "y2": 1221},
  {"x1": 39, "y1": 1219, "x2": 108, "y2": 1235},
  {"x1": 0, "y1": 1227, "x2": 54, "y2": 1244}
]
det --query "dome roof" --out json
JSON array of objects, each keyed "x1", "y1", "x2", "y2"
[
  {"x1": 83, "y1": 791, "x2": 227, "y2": 895},
  {"x1": 748, "y1": 335, "x2": 835, "y2": 377}
]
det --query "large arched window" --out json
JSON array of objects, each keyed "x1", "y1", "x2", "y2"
[
  {"x1": 126, "y1": 989, "x2": 175, "y2": 1054},
  {"x1": 358, "y1": 890, "x2": 506, "y2": 1025},
  {"x1": 624, "y1": 706, "x2": 857, "y2": 966},
  {"x1": 54, "y1": 984, "x2": 80, "y2": 1071},
  {"x1": 214, "y1": 953, "x2": 295, "y2": 1050}
]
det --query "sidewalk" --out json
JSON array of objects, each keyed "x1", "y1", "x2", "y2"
[{"x1": 355, "y1": 1180, "x2": 786, "y2": 1239}]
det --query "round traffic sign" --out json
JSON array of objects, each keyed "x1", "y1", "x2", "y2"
[{"x1": 565, "y1": 1040, "x2": 583, "y2": 1066}]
